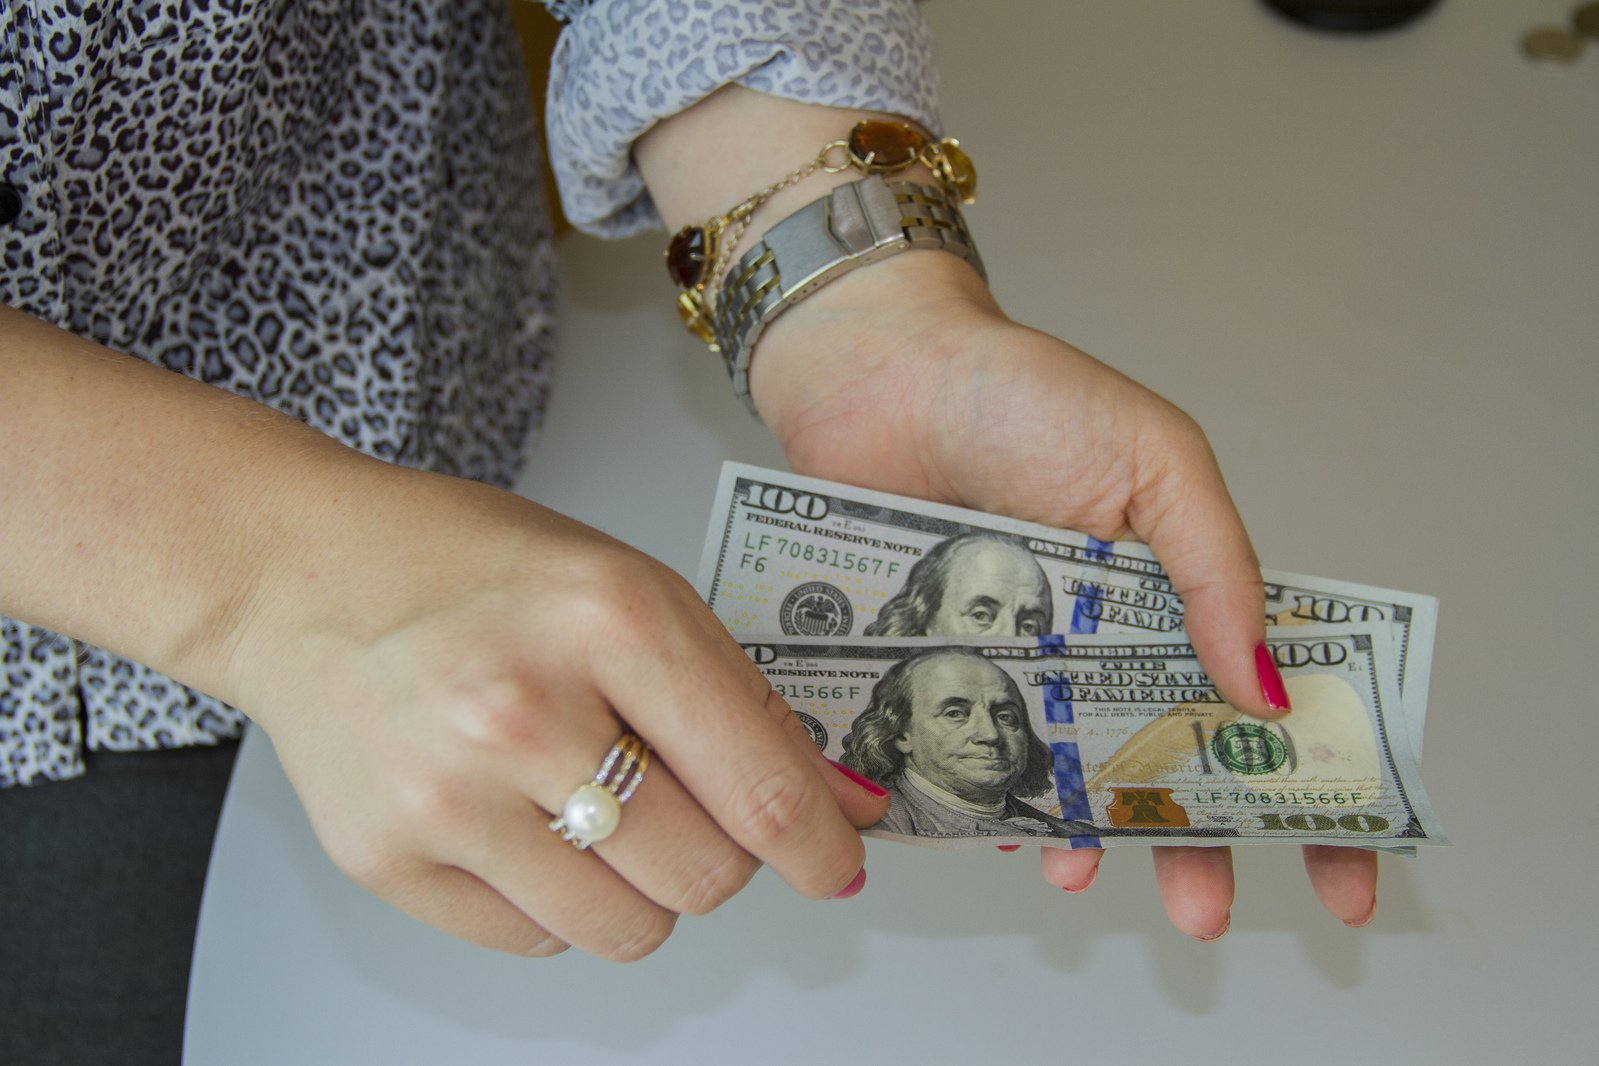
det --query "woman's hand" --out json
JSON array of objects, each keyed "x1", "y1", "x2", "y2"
[
  {"x1": 0, "y1": 305, "x2": 886, "y2": 958},
  {"x1": 750, "y1": 252, "x2": 1378, "y2": 939},
  {"x1": 225, "y1": 463, "x2": 888, "y2": 958}
]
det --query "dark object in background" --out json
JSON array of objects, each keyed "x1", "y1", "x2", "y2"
[{"x1": 1261, "y1": 0, "x2": 1442, "y2": 33}]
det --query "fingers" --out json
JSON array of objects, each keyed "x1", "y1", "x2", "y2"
[
  {"x1": 370, "y1": 654, "x2": 761, "y2": 958},
  {"x1": 589, "y1": 615, "x2": 870, "y2": 901},
  {"x1": 1151, "y1": 846, "x2": 1235, "y2": 940},
  {"x1": 817, "y1": 756, "x2": 894, "y2": 829},
  {"x1": 1131, "y1": 424, "x2": 1281, "y2": 720},
  {"x1": 382, "y1": 863, "x2": 571, "y2": 957},
  {"x1": 1303, "y1": 845, "x2": 1379, "y2": 927},
  {"x1": 1039, "y1": 844, "x2": 1103, "y2": 893},
  {"x1": 459, "y1": 794, "x2": 689, "y2": 962},
  {"x1": 369, "y1": 721, "x2": 689, "y2": 960},
  {"x1": 462, "y1": 689, "x2": 765, "y2": 944},
  {"x1": 532, "y1": 740, "x2": 761, "y2": 918},
  {"x1": 766, "y1": 689, "x2": 892, "y2": 829},
  {"x1": 701, "y1": 637, "x2": 890, "y2": 829},
  {"x1": 1044, "y1": 844, "x2": 1369, "y2": 940}
]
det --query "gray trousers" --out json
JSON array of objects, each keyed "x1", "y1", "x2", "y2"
[{"x1": 0, "y1": 741, "x2": 240, "y2": 1066}]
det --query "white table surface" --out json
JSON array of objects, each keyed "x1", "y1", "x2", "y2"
[{"x1": 186, "y1": 2, "x2": 1599, "y2": 1063}]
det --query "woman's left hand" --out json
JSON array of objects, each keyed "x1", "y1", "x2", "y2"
[{"x1": 749, "y1": 251, "x2": 1379, "y2": 939}]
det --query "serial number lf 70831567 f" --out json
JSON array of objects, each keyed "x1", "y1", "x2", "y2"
[{"x1": 740, "y1": 535, "x2": 903, "y2": 577}]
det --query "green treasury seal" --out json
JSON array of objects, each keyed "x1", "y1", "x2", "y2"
[{"x1": 1212, "y1": 721, "x2": 1288, "y2": 776}]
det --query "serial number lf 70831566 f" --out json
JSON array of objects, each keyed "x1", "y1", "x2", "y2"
[
  {"x1": 1192, "y1": 791, "x2": 1366, "y2": 806},
  {"x1": 771, "y1": 684, "x2": 862, "y2": 702}
]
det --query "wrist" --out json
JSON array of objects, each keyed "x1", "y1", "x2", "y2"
[
  {"x1": 749, "y1": 248, "x2": 999, "y2": 444},
  {"x1": 153, "y1": 427, "x2": 389, "y2": 708}
]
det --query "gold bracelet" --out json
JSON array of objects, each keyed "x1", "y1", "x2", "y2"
[{"x1": 664, "y1": 120, "x2": 976, "y2": 348}]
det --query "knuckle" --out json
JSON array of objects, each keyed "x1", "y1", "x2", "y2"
[
  {"x1": 448, "y1": 677, "x2": 543, "y2": 754},
  {"x1": 724, "y1": 762, "x2": 817, "y2": 848},
  {"x1": 774, "y1": 698, "x2": 818, "y2": 749},
  {"x1": 321, "y1": 828, "x2": 402, "y2": 893},
  {"x1": 562, "y1": 552, "x2": 690, "y2": 646},
  {"x1": 393, "y1": 769, "x2": 477, "y2": 841},
  {"x1": 670, "y1": 846, "x2": 759, "y2": 917},
  {"x1": 564, "y1": 554, "x2": 653, "y2": 617}
]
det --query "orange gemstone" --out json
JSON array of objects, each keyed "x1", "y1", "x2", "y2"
[
  {"x1": 847, "y1": 120, "x2": 927, "y2": 172},
  {"x1": 934, "y1": 139, "x2": 977, "y2": 204}
]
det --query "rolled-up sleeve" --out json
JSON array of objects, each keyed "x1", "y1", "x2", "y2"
[{"x1": 544, "y1": 0, "x2": 942, "y2": 238}]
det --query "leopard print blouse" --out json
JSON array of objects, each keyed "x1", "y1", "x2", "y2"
[{"x1": 0, "y1": 0, "x2": 939, "y2": 788}]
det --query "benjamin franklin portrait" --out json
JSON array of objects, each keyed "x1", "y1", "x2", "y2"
[
  {"x1": 864, "y1": 532, "x2": 1053, "y2": 638},
  {"x1": 840, "y1": 647, "x2": 1090, "y2": 839}
]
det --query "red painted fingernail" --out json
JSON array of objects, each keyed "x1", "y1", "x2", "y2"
[
  {"x1": 1194, "y1": 912, "x2": 1232, "y2": 942},
  {"x1": 1255, "y1": 643, "x2": 1292, "y2": 712},
  {"x1": 1061, "y1": 862, "x2": 1100, "y2": 894},
  {"x1": 996, "y1": 844, "x2": 1021, "y2": 852},
  {"x1": 830, "y1": 866, "x2": 867, "y2": 900},
  {"x1": 828, "y1": 759, "x2": 889, "y2": 798},
  {"x1": 1343, "y1": 898, "x2": 1377, "y2": 928}
]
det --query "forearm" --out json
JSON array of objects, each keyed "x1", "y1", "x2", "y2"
[
  {"x1": 636, "y1": 85, "x2": 939, "y2": 243},
  {"x1": 0, "y1": 305, "x2": 365, "y2": 699}
]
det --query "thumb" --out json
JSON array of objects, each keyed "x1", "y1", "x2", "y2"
[{"x1": 1131, "y1": 440, "x2": 1287, "y2": 720}]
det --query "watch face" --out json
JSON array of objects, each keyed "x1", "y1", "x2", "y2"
[{"x1": 780, "y1": 582, "x2": 854, "y2": 636}]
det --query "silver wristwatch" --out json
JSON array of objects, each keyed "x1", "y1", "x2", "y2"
[{"x1": 712, "y1": 174, "x2": 985, "y2": 415}]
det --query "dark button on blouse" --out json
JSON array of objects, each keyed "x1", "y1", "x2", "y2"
[{"x1": 0, "y1": 184, "x2": 21, "y2": 225}]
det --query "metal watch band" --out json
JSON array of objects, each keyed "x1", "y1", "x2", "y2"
[{"x1": 712, "y1": 174, "x2": 985, "y2": 415}]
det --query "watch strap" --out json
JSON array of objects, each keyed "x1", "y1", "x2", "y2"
[{"x1": 712, "y1": 175, "x2": 985, "y2": 415}]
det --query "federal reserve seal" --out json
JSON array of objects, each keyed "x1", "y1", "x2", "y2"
[
  {"x1": 1212, "y1": 722, "x2": 1289, "y2": 775},
  {"x1": 794, "y1": 711, "x2": 828, "y2": 751},
  {"x1": 779, "y1": 582, "x2": 854, "y2": 636}
]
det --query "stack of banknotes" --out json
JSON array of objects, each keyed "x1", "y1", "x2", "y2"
[{"x1": 695, "y1": 462, "x2": 1446, "y2": 852}]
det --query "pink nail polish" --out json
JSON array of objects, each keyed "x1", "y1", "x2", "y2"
[
  {"x1": 830, "y1": 866, "x2": 867, "y2": 900},
  {"x1": 1061, "y1": 862, "x2": 1100, "y2": 894},
  {"x1": 1255, "y1": 643, "x2": 1292, "y2": 712},
  {"x1": 996, "y1": 844, "x2": 1021, "y2": 852},
  {"x1": 828, "y1": 759, "x2": 889, "y2": 798}
]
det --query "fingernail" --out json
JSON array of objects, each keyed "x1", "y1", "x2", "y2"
[
  {"x1": 830, "y1": 866, "x2": 867, "y2": 900},
  {"x1": 1255, "y1": 643, "x2": 1292, "y2": 712},
  {"x1": 996, "y1": 844, "x2": 1021, "y2": 852},
  {"x1": 1343, "y1": 898, "x2": 1377, "y2": 928},
  {"x1": 1194, "y1": 913, "x2": 1232, "y2": 942},
  {"x1": 1061, "y1": 861, "x2": 1100, "y2": 893},
  {"x1": 828, "y1": 760, "x2": 889, "y2": 798}
]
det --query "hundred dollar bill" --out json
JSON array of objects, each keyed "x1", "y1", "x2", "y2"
[
  {"x1": 697, "y1": 462, "x2": 1439, "y2": 755},
  {"x1": 741, "y1": 629, "x2": 1446, "y2": 850}
]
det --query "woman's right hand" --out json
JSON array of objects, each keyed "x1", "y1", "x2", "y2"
[
  {"x1": 1, "y1": 307, "x2": 877, "y2": 959},
  {"x1": 225, "y1": 464, "x2": 888, "y2": 958}
]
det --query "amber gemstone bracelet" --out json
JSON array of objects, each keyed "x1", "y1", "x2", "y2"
[{"x1": 665, "y1": 119, "x2": 976, "y2": 348}]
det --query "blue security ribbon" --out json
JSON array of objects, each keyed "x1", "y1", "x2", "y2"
[
  {"x1": 1068, "y1": 536, "x2": 1116, "y2": 634},
  {"x1": 1051, "y1": 742, "x2": 1099, "y2": 849}
]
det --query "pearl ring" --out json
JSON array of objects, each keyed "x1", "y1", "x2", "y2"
[{"x1": 548, "y1": 732, "x2": 650, "y2": 850}]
